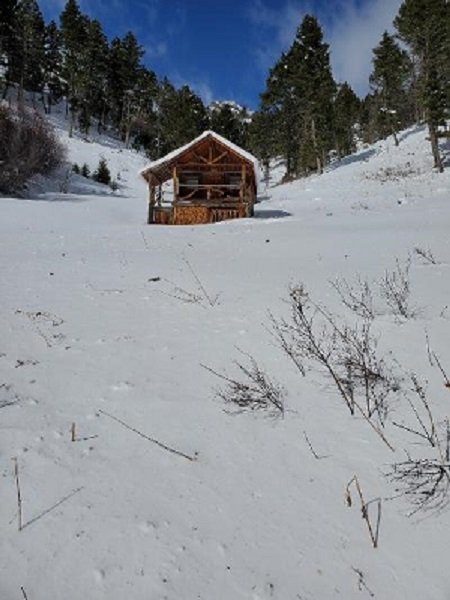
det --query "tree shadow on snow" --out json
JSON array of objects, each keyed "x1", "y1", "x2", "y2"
[
  {"x1": 254, "y1": 208, "x2": 291, "y2": 219},
  {"x1": 327, "y1": 147, "x2": 378, "y2": 172}
]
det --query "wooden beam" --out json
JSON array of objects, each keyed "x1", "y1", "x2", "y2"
[
  {"x1": 173, "y1": 166, "x2": 178, "y2": 204},
  {"x1": 147, "y1": 183, "x2": 156, "y2": 224}
]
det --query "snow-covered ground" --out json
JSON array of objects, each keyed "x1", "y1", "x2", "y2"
[{"x1": 1, "y1": 121, "x2": 450, "y2": 600}]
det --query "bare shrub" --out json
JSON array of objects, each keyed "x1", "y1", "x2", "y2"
[
  {"x1": 0, "y1": 104, "x2": 65, "y2": 194},
  {"x1": 202, "y1": 351, "x2": 285, "y2": 417},
  {"x1": 388, "y1": 375, "x2": 450, "y2": 514},
  {"x1": 331, "y1": 276, "x2": 375, "y2": 320},
  {"x1": 271, "y1": 285, "x2": 395, "y2": 449},
  {"x1": 380, "y1": 258, "x2": 416, "y2": 318}
]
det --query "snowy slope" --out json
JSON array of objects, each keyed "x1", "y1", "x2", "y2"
[{"x1": 1, "y1": 122, "x2": 450, "y2": 600}]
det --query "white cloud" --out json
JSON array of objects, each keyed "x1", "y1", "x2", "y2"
[
  {"x1": 248, "y1": 0, "x2": 404, "y2": 96},
  {"x1": 328, "y1": 0, "x2": 403, "y2": 95},
  {"x1": 170, "y1": 71, "x2": 215, "y2": 105}
]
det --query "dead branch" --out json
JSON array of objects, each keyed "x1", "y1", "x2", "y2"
[{"x1": 98, "y1": 409, "x2": 197, "y2": 462}]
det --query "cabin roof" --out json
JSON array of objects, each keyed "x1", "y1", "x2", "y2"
[{"x1": 140, "y1": 130, "x2": 260, "y2": 185}]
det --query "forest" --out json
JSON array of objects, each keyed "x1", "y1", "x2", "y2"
[{"x1": 0, "y1": 0, "x2": 449, "y2": 180}]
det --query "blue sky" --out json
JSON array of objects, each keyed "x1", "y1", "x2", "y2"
[{"x1": 39, "y1": 0, "x2": 403, "y2": 109}]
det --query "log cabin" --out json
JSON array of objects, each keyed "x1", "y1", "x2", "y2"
[{"x1": 140, "y1": 131, "x2": 259, "y2": 225}]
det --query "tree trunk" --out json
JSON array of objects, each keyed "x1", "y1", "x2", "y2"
[
  {"x1": 311, "y1": 118, "x2": 323, "y2": 174},
  {"x1": 428, "y1": 121, "x2": 443, "y2": 173}
]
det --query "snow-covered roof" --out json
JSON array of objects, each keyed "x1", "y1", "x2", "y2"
[{"x1": 140, "y1": 130, "x2": 260, "y2": 185}]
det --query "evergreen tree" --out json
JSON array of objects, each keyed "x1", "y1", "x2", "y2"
[
  {"x1": 43, "y1": 21, "x2": 63, "y2": 111},
  {"x1": 93, "y1": 157, "x2": 111, "y2": 184},
  {"x1": 14, "y1": 0, "x2": 46, "y2": 101},
  {"x1": 60, "y1": 0, "x2": 88, "y2": 136},
  {"x1": 248, "y1": 109, "x2": 279, "y2": 182},
  {"x1": 395, "y1": 0, "x2": 449, "y2": 171},
  {"x1": 259, "y1": 15, "x2": 336, "y2": 177},
  {"x1": 260, "y1": 50, "x2": 301, "y2": 176},
  {"x1": 369, "y1": 31, "x2": 413, "y2": 146},
  {"x1": 209, "y1": 102, "x2": 244, "y2": 145},
  {"x1": 291, "y1": 15, "x2": 336, "y2": 174},
  {"x1": 156, "y1": 80, "x2": 207, "y2": 156},
  {"x1": 333, "y1": 82, "x2": 360, "y2": 158},
  {"x1": 0, "y1": 0, "x2": 18, "y2": 97},
  {"x1": 77, "y1": 18, "x2": 109, "y2": 133}
]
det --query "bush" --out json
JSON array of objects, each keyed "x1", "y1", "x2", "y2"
[
  {"x1": 72, "y1": 163, "x2": 80, "y2": 174},
  {"x1": 93, "y1": 158, "x2": 111, "y2": 185},
  {"x1": 80, "y1": 163, "x2": 90, "y2": 178},
  {"x1": 0, "y1": 104, "x2": 65, "y2": 194}
]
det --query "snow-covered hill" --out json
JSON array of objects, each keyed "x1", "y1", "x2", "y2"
[{"x1": 1, "y1": 122, "x2": 450, "y2": 600}]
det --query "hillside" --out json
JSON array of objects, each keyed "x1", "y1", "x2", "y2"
[{"x1": 1, "y1": 124, "x2": 450, "y2": 600}]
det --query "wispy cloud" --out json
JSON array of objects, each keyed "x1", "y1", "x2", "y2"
[
  {"x1": 327, "y1": 0, "x2": 403, "y2": 94},
  {"x1": 248, "y1": 0, "x2": 403, "y2": 96},
  {"x1": 144, "y1": 42, "x2": 167, "y2": 59},
  {"x1": 170, "y1": 71, "x2": 215, "y2": 105}
]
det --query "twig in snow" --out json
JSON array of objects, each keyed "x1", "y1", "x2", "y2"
[
  {"x1": 21, "y1": 487, "x2": 84, "y2": 530},
  {"x1": 303, "y1": 431, "x2": 329, "y2": 460},
  {"x1": 21, "y1": 587, "x2": 29, "y2": 600},
  {"x1": 425, "y1": 334, "x2": 449, "y2": 387},
  {"x1": 346, "y1": 476, "x2": 381, "y2": 548},
  {"x1": 13, "y1": 458, "x2": 23, "y2": 531},
  {"x1": 414, "y1": 246, "x2": 437, "y2": 265},
  {"x1": 182, "y1": 257, "x2": 220, "y2": 307},
  {"x1": 351, "y1": 567, "x2": 375, "y2": 597},
  {"x1": 71, "y1": 422, "x2": 76, "y2": 442},
  {"x1": 98, "y1": 409, "x2": 197, "y2": 462}
]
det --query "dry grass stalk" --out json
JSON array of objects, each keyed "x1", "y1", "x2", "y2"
[
  {"x1": 13, "y1": 457, "x2": 23, "y2": 531},
  {"x1": 346, "y1": 476, "x2": 381, "y2": 548}
]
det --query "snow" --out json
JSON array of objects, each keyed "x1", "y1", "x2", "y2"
[{"x1": 1, "y1": 119, "x2": 450, "y2": 600}]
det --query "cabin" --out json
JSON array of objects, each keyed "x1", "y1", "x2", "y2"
[{"x1": 140, "y1": 131, "x2": 258, "y2": 225}]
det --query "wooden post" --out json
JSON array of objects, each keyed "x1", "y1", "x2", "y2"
[
  {"x1": 173, "y1": 166, "x2": 178, "y2": 203},
  {"x1": 147, "y1": 182, "x2": 155, "y2": 224}
]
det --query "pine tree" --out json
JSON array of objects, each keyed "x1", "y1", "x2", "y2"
[
  {"x1": 60, "y1": 0, "x2": 88, "y2": 136},
  {"x1": 260, "y1": 50, "x2": 301, "y2": 177},
  {"x1": 395, "y1": 0, "x2": 449, "y2": 171},
  {"x1": 93, "y1": 158, "x2": 111, "y2": 184},
  {"x1": 14, "y1": 0, "x2": 46, "y2": 102},
  {"x1": 333, "y1": 82, "x2": 360, "y2": 158},
  {"x1": 43, "y1": 21, "x2": 63, "y2": 112},
  {"x1": 369, "y1": 31, "x2": 413, "y2": 146},
  {"x1": 77, "y1": 18, "x2": 109, "y2": 134},
  {"x1": 259, "y1": 15, "x2": 336, "y2": 177},
  {"x1": 0, "y1": 0, "x2": 18, "y2": 97},
  {"x1": 249, "y1": 109, "x2": 279, "y2": 182},
  {"x1": 209, "y1": 102, "x2": 244, "y2": 145},
  {"x1": 290, "y1": 15, "x2": 336, "y2": 174}
]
